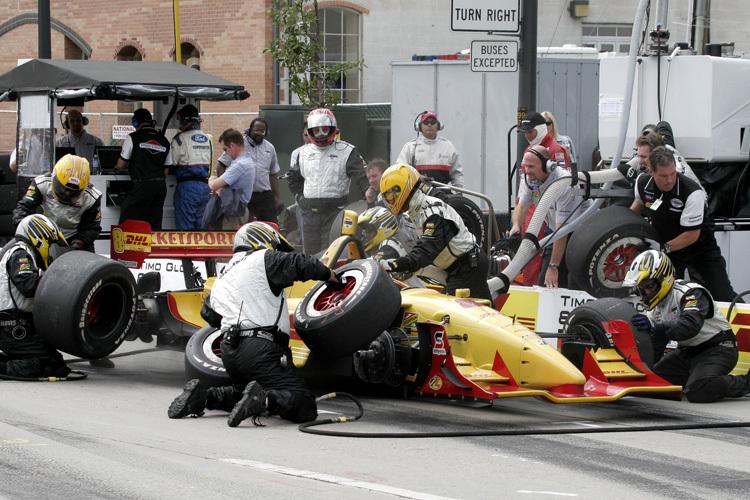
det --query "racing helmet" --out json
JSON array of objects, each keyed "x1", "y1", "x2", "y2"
[
  {"x1": 15, "y1": 214, "x2": 68, "y2": 269},
  {"x1": 622, "y1": 250, "x2": 675, "y2": 310},
  {"x1": 233, "y1": 221, "x2": 294, "y2": 253},
  {"x1": 379, "y1": 163, "x2": 421, "y2": 215},
  {"x1": 358, "y1": 207, "x2": 398, "y2": 252},
  {"x1": 52, "y1": 154, "x2": 90, "y2": 205},
  {"x1": 306, "y1": 108, "x2": 337, "y2": 147}
]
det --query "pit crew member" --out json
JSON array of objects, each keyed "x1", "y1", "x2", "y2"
[
  {"x1": 624, "y1": 250, "x2": 750, "y2": 403},
  {"x1": 397, "y1": 110, "x2": 464, "y2": 187},
  {"x1": 168, "y1": 222, "x2": 337, "y2": 427},
  {"x1": 13, "y1": 154, "x2": 101, "y2": 252},
  {"x1": 287, "y1": 108, "x2": 369, "y2": 254},
  {"x1": 0, "y1": 215, "x2": 70, "y2": 379},
  {"x1": 630, "y1": 146, "x2": 739, "y2": 302},
  {"x1": 379, "y1": 163, "x2": 491, "y2": 301}
]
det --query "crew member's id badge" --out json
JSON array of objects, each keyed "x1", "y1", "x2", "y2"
[{"x1": 650, "y1": 198, "x2": 663, "y2": 210}]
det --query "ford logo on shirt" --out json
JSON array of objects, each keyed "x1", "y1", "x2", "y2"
[{"x1": 192, "y1": 135, "x2": 208, "y2": 143}]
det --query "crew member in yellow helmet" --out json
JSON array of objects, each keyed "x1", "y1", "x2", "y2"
[
  {"x1": 13, "y1": 154, "x2": 102, "y2": 252},
  {"x1": 379, "y1": 163, "x2": 491, "y2": 302}
]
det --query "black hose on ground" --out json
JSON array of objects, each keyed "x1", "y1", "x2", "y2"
[{"x1": 0, "y1": 370, "x2": 88, "y2": 382}]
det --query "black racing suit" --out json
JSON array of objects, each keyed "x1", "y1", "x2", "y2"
[
  {"x1": 203, "y1": 249, "x2": 332, "y2": 423},
  {"x1": 634, "y1": 172, "x2": 739, "y2": 302},
  {"x1": 0, "y1": 242, "x2": 69, "y2": 378}
]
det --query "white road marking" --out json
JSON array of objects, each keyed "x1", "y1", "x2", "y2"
[
  {"x1": 517, "y1": 491, "x2": 579, "y2": 497},
  {"x1": 222, "y1": 459, "x2": 459, "y2": 500}
]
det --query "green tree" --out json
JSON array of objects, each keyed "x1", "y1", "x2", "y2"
[{"x1": 264, "y1": 0, "x2": 365, "y2": 107}]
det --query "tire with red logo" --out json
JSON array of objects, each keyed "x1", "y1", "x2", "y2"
[
  {"x1": 565, "y1": 206, "x2": 657, "y2": 298},
  {"x1": 561, "y1": 297, "x2": 654, "y2": 370},
  {"x1": 184, "y1": 326, "x2": 231, "y2": 387},
  {"x1": 33, "y1": 251, "x2": 136, "y2": 359},
  {"x1": 293, "y1": 259, "x2": 402, "y2": 359}
]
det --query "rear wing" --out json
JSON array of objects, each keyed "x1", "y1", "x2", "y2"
[{"x1": 110, "y1": 220, "x2": 235, "y2": 268}]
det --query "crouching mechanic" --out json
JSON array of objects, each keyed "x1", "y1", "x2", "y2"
[
  {"x1": 13, "y1": 154, "x2": 101, "y2": 252},
  {"x1": 623, "y1": 250, "x2": 750, "y2": 403},
  {"x1": 0, "y1": 215, "x2": 70, "y2": 379},
  {"x1": 168, "y1": 221, "x2": 337, "y2": 426},
  {"x1": 379, "y1": 163, "x2": 491, "y2": 301}
]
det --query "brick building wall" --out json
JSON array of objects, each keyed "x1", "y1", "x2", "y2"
[{"x1": 0, "y1": 0, "x2": 276, "y2": 150}]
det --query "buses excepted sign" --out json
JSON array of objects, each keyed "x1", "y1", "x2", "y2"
[
  {"x1": 451, "y1": 0, "x2": 520, "y2": 33},
  {"x1": 470, "y1": 41, "x2": 518, "y2": 72}
]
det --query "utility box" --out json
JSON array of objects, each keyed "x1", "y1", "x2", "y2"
[{"x1": 599, "y1": 54, "x2": 750, "y2": 163}]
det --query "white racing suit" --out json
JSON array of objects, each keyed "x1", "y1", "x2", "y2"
[
  {"x1": 13, "y1": 175, "x2": 102, "y2": 251},
  {"x1": 389, "y1": 190, "x2": 491, "y2": 301},
  {"x1": 288, "y1": 140, "x2": 369, "y2": 254}
]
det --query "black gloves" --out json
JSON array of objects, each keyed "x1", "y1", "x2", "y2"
[{"x1": 632, "y1": 313, "x2": 664, "y2": 336}]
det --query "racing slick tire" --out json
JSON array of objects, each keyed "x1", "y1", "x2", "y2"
[
  {"x1": 447, "y1": 196, "x2": 486, "y2": 249},
  {"x1": 184, "y1": 326, "x2": 231, "y2": 387},
  {"x1": 294, "y1": 259, "x2": 402, "y2": 359},
  {"x1": 33, "y1": 251, "x2": 137, "y2": 359},
  {"x1": 562, "y1": 297, "x2": 654, "y2": 370},
  {"x1": 565, "y1": 206, "x2": 657, "y2": 298}
]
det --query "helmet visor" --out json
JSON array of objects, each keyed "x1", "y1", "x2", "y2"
[{"x1": 52, "y1": 175, "x2": 83, "y2": 205}]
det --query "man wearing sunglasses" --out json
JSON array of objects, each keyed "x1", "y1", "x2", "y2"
[{"x1": 397, "y1": 110, "x2": 464, "y2": 188}]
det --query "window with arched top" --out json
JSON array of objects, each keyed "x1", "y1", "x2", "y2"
[
  {"x1": 320, "y1": 6, "x2": 361, "y2": 103},
  {"x1": 180, "y1": 43, "x2": 201, "y2": 70},
  {"x1": 116, "y1": 45, "x2": 143, "y2": 115}
]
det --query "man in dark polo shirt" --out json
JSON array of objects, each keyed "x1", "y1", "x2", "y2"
[
  {"x1": 115, "y1": 108, "x2": 172, "y2": 229},
  {"x1": 630, "y1": 146, "x2": 740, "y2": 302}
]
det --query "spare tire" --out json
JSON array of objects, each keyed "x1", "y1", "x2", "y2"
[
  {"x1": 448, "y1": 196, "x2": 486, "y2": 249},
  {"x1": 562, "y1": 297, "x2": 654, "y2": 370},
  {"x1": 34, "y1": 251, "x2": 136, "y2": 359},
  {"x1": 184, "y1": 326, "x2": 231, "y2": 387},
  {"x1": 566, "y1": 206, "x2": 657, "y2": 298},
  {"x1": 294, "y1": 259, "x2": 401, "y2": 358}
]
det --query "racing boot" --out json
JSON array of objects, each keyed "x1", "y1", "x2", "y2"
[
  {"x1": 227, "y1": 381, "x2": 267, "y2": 427},
  {"x1": 168, "y1": 379, "x2": 208, "y2": 418}
]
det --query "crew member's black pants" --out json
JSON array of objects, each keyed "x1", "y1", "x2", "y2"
[
  {"x1": 445, "y1": 249, "x2": 492, "y2": 303},
  {"x1": 653, "y1": 332, "x2": 749, "y2": 403},
  {"x1": 670, "y1": 238, "x2": 741, "y2": 303},
  {"x1": 207, "y1": 336, "x2": 317, "y2": 423},
  {"x1": 119, "y1": 178, "x2": 167, "y2": 230},
  {"x1": 248, "y1": 190, "x2": 278, "y2": 224}
]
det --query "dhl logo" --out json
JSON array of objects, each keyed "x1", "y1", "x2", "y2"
[{"x1": 125, "y1": 234, "x2": 150, "y2": 247}]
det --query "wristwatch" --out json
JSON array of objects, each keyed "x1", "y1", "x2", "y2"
[
  {"x1": 549, "y1": 263, "x2": 559, "y2": 270},
  {"x1": 662, "y1": 242, "x2": 672, "y2": 254}
]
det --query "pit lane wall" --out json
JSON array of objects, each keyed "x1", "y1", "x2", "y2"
[{"x1": 498, "y1": 285, "x2": 750, "y2": 376}]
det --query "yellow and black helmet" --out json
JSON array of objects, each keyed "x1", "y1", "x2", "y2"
[
  {"x1": 379, "y1": 163, "x2": 421, "y2": 215},
  {"x1": 622, "y1": 250, "x2": 675, "y2": 310},
  {"x1": 52, "y1": 154, "x2": 90, "y2": 205},
  {"x1": 15, "y1": 214, "x2": 68, "y2": 269},
  {"x1": 358, "y1": 207, "x2": 398, "y2": 252},
  {"x1": 233, "y1": 221, "x2": 294, "y2": 253}
]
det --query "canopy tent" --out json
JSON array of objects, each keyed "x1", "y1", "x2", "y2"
[{"x1": 0, "y1": 59, "x2": 249, "y2": 104}]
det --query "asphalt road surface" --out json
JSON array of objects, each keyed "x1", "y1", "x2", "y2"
[{"x1": 2, "y1": 341, "x2": 749, "y2": 500}]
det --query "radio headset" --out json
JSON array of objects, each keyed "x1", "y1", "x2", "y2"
[
  {"x1": 412, "y1": 110, "x2": 444, "y2": 133},
  {"x1": 60, "y1": 109, "x2": 89, "y2": 130},
  {"x1": 527, "y1": 147, "x2": 557, "y2": 173}
]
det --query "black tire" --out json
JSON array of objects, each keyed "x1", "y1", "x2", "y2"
[
  {"x1": 184, "y1": 326, "x2": 231, "y2": 387},
  {"x1": 33, "y1": 251, "x2": 136, "y2": 359},
  {"x1": 566, "y1": 206, "x2": 657, "y2": 298},
  {"x1": 562, "y1": 297, "x2": 654, "y2": 370},
  {"x1": 294, "y1": 259, "x2": 401, "y2": 359},
  {"x1": 448, "y1": 196, "x2": 486, "y2": 249}
]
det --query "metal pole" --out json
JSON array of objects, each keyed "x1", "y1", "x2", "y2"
[
  {"x1": 38, "y1": 0, "x2": 51, "y2": 59},
  {"x1": 516, "y1": 0, "x2": 537, "y2": 167},
  {"x1": 174, "y1": 0, "x2": 182, "y2": 63}
]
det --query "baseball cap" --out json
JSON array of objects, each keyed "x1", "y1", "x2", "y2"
[
  {"x1": 421, "y1": 110, "x2": 438, "y2": 122},
  {"x1": 518, "y1": 112, "x2": 545, "y2": 132}
]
